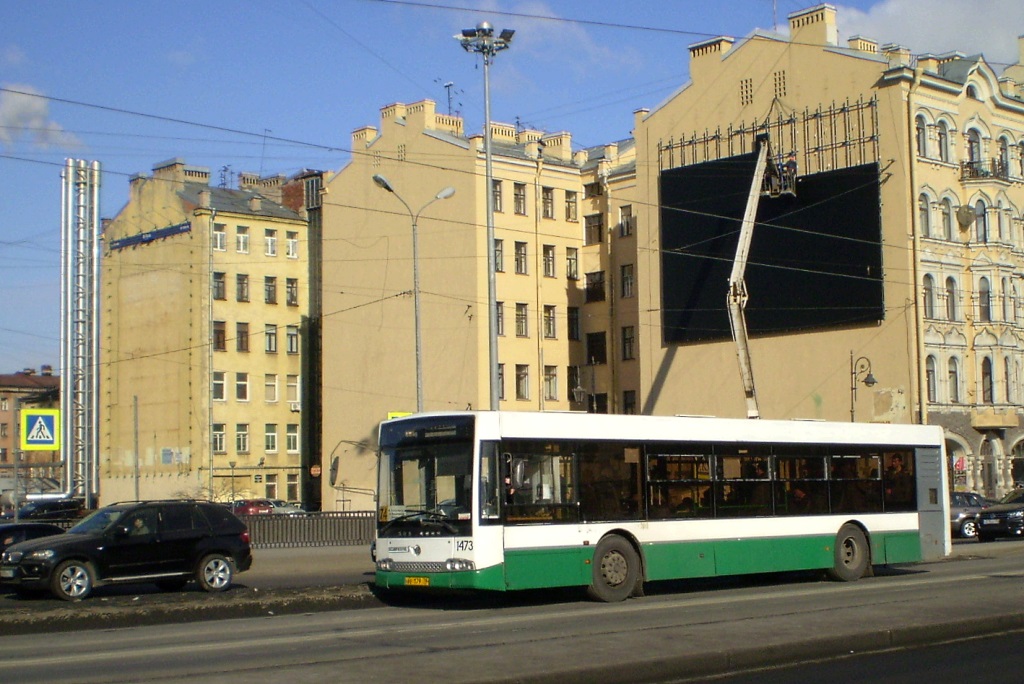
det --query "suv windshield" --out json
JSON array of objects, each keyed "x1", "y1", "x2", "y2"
[
  {"x1": 998, "y1": 490, "x2": 1024, "y2": 506},
  {"x1": 67, "y1": 507, "x2": 127, "y2": 535}
]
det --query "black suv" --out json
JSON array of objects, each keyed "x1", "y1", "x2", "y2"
[
  {"x1": 1, "y1": 497, "x2": 84, "y2": 523},
  {"x1": 0, "y1": 500, "x2": 252, "y2": 600},
  {"x1": 976, "y1": 489, "x2": 1024, "y2": 541}
]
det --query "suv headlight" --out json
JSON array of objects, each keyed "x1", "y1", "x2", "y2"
[
  {"x1": 1009, "y1": 510, "x2": 1024, "y2": 519},
  {"x1": 26, "y1": 549, "x2": 55, "y2": 560}
]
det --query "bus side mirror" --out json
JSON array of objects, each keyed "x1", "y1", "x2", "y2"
[{"x1": 511, "y1": 458, "x2": 527, "y2": 490}]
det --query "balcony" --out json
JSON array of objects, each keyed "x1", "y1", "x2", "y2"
[
  {"x1": 960, "y1": 158, "x2": 1011, "y2": 183},
  {"x1": 971, "y1": 406, "x2": 1019, "y2": 429}
]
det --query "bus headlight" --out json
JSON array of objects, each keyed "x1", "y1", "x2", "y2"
[
  {"x1": 445, "y1": 558, "x2": 475, "y2": 572},
  {"x1": 377, "y1": 558, "x2": 394, "y2": 572}
]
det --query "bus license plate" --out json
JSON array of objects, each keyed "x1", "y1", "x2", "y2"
[{"x1": 404, "y1": 576, "x2": 430, "y2": 587}]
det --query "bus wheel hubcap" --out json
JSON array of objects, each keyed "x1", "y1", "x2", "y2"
[{"x1": 601, "y1": 551, "x2": 628, "y2": 586}]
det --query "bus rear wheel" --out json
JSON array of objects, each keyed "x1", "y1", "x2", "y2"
[
  {"x1": 827, "y1": 523, "x2": 869, "y2": 582},
  {"x1": 587, "y1": 535, "x2": 639, "y2": 602}
]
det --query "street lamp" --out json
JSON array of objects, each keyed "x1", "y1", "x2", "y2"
[
  {"x1": 456, "y1": 21, "x2": 514, "y2": 411},
  {"x1": 372, "y1": 174, "x2": 456, "y2": 413},
  {"x1": 850, "y1": 352, "x2": 878, "y2": 422},
  {"x1": 229, "y1": 460, "x2": 237, "y2": 502}
]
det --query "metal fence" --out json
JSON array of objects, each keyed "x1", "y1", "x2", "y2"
[{"x1": 239, "y1": 510, "x2": 375, "y2": 549}]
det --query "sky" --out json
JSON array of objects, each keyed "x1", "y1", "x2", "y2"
[{"x1": 2, "y1": 0, "x2": 1024, "y2": 375}]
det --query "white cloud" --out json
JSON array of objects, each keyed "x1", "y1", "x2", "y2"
[
  {"x1": 0, "y1": 84, "x2": 81, "y2": 149},
  {"x1": 837, "y1": 0, "x2": 1024, "y2": 67},
  {"x1": 2, "y1": 44, "x2": 26, "y2": 67}
]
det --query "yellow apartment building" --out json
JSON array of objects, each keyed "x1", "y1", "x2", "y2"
[
  {"x1": 633, "y1": 4, "x2": 1024, "y2": 497},
  {"x1": 320, "y1": 100, "x2": 640, "y2": 510},
  {"x1": 101, "y1": 159, "x2": 322, "y2": 506}
]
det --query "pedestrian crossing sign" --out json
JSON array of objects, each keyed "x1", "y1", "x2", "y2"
[{"x1": 20, "y1": 409, "x2": 61, "y2": 451}]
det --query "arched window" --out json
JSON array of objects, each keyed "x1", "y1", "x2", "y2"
[
  {"x1": 982, "y1": 357, "x2": 994, "y2": 404},
  {"x1": 975, "y1": 200, "x2": 988, "y2": 243},
  {"x1": 979, "y1": 277, "x2": 992, "y2": 322},
  {"x1": 948, "y1": 357, "x2": 960, "y2": 403},
  {"x1": 923, "y1": 274, "x2": 936, "y2": 318},
  {"x1": 967, "y1": 129, "x2": 982, "y2": 163},
  {"x1": 999, "y1": 137, "x2": 1010, "y2": 176},
  {"x1": 1003, "y1": 277, "x2": 1010, "y2": 321},
  {"x1": 926, "y1": 355, "x2": 937, "y2": 403},
  {"x1": 937, "y1": 121, "x2": 950, "y2": 163},
  {"x1": 945, "y1": 277, "x2": 958, "y2": 321},
  {"x1": 1005, "y1": 356, "x2": 1014, "y2": 404},
  {"x1": 915, "y1": 115, "x2": 927, "y2": 156},
  {"x1": 918, "y1": 194, "x2": 931, "y2": 236},
  {"x1": 941, "y1": 199, "x2": 954, "y2": 240}
]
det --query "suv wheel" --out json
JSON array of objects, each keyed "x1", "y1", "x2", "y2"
[
  {"x1": 52, "y1": 559, "x2": 94, "y2": 601},
  {"x1": 196, "y1": 553, "x2": 234, "y2": 592}
]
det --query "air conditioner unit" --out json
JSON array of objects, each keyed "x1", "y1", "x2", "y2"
[{"x1": 289, "y1": 402, "x2": 301, "y2": 413}]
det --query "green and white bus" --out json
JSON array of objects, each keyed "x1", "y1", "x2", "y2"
[{"x1": 374, "y1": 411, "x2": 948, "y2": 602}]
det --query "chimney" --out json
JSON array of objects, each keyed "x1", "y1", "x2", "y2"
[
  {"x1": 41, "y1": 365, "x2": 53, "y2": 376},
  {"x1": 248, "y1": 196, "x2": 262, "y2": 212},
  {"x1": 788, "y1": 4, "x2": 838, "y2": 47}
]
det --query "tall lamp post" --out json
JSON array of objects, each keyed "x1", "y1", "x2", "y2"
[
  {"x1": 372, "y1": 174, "x2": 456, "y2": 413},
  {"x1": 850, "y1": 351, "x2": 878, "y2": 422},
  {"x1": 456, "y1": 22, "x2": 514, "y2": 411},
  {"x1": 229, "y1": 460, "x2": 237, "y2": 502}
]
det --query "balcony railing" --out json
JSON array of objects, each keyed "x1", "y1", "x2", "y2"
[{"x1": 960, "y1": 158, "x2": 1011, "y2": 182}]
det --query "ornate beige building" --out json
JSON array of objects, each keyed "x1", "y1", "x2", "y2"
[{"x1": 101, "y1": 159, "x2": 325, "y2": 506}]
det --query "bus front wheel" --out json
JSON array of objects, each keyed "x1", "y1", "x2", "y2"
[
  {"x1": 827, "y1": 523, "x2": 869, "y2": 582},
  {"x1": 587, "y1": 535, "x2": 639, "y2": 602}
]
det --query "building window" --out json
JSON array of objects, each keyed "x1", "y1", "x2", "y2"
[
  {"x1": 566, "y1": 248, "x2": 579, "y2": 280},
  {"x1": 286, "y1": 424, "x2": 299, "y2": 453},
  {"x1": 945, "y1": 277, "x2": 958, "y2": 321},
  {"x1": 286, "y1": 278, "x2": 299, "y2": 306},
  {"x1": 492, "y1": 179, "x2": 503, "y2": 213},
  {"x1": 967, "y1": 129, "x2": 982, "y2": 163},
  {"x1": 515, "y1": 241, "x2": 528, "y2": 274},
  {"x1": 286, "y1": 325, "x2": 300, "y2": 354},
  {"x1": 265, "y1": 473, "x2": 278, "y2": 500},
  {"x1": 586, "y1": 332, "x2": 607, "y2": 364},
  {"x1": 543, "y1": 244, "x2": 556, "y2": 277},
  {"x1": 515, "y1": 364, "x2": 530, "y2": 400},
  {"x1": 543, "y1": 305, "x2": 556, "y2": 339},
  {"x1": 236, "y1": 273, "x2": 250, "y2": 302},
  {"x1": 740, "y1": 77, "x2": 753, "y2": 106},
  {"x1": 544, "y1": 365, "x2": 557, "y2": 401},
  {"x1": 264, "y1": 373, "x2": 278, "y2": 402},
  {"x1": 265, "y1": 229, "x2": 277, "y2": 256},
  {"x1": 235, "y1": 373, "x2": 249, "y2": 401},
  {"x1": 494, "y1": 239, "x2": 504, "y2": 272},
  {"x1": 568, "y1": 307, "x2": 580, "y2": 341},
  {"x1": 497, "y1": 363, "x2": 505, "y2": 401},
  {"x1": 585, "y1": 271, "x2": 605, "y2": 302},
  {"x1": 0, "y1": 424, "x2": 5, "y2": 438},
  {"x1": 236, "y1": 322, "x2": 250, "y2": 352},
  {"x1": 236, "y1": 226, "x2": 249, "y2": 253},
  {"x1": 212, "y1": 224, "x2": 226, "y2": 251},
  {"x1": 542, "y1": 187, "x2": 554, "y2": 219},
  {"x1": 925, "y1": 356, "x2": 937, "y2": 403},
  {"x1": 937, "y1": 121, "x2": 949, "y2": 162},
  {"x1": 584, "y1": 182, "x2": 602, "y2": 198},
  {"x1": 565, "y1": 190, "x2": 578, "y2": 222},
  {"x1": 982, "y1": 357, "x2": 994, "y2": 404},
  {"x1": 623, "y1": 390, "x2": 637, "y2": 415},
  {"x1": 212, "y1": 371, "x2": 226, "y2": 401},
  {"x1": 918, "y1": 195, "x2": 930, "y2": 237},
  {"x1": 213, "y1": 321, "x2": 226, "y2": 351},
  {"x1": 286, "y1": 374, "x2": 300, "y2": 402},
  {"x1": 496, "y1": 301, "x2": 504, "y2": 336},
  {"x1": 1006, "y1": 357, "x2": 1014, "y2": 404},
  {"x1": 979, "y1": 277, "x2": 991, "y2": 322},
  {"x1": 286, "y1": 231, "x2": 299, "y2": 258},
  {"x1": 619, "y1": 205, "x2": 633, "y2": 237},
  {"x1": 236, "y1": 424, "x2": 249, "y2": 453},
  {"x1": 212, "y1": 424, "x2": 226, "y2": 454},
  {"x1": 923, "y1": 274, "x2": 936, "y2": 319},
  {"x1": 514, "y1": 182, "x2": 527, "y2": 215},
  {"x1": 621, "y1": 264, "x2": 634, "y2": 298},
  {"x1": 948, "y1": 357, "x2": 960, "y2": 403},
  {"x1": 287, "y1": 473, "x2": 299, "y2": 501},
  {"x1": 515, "y1": 303, "x2": 529, "y2": 337},
  {"x1": 621, "y1": 326, "x2": 635, "y2": 360},
  {"x1": 265, "y1": 276, "x2": 277, "y2": 304},
  {"x1": 265, "y1": 324, "x2": 278, "y2": 353},
  {"x1": 915, "y1": 115, "x2": 927, "y2": 157},
  {"x1": 265, "y1": 424, "x2": 278, "y2": 453},
  {"x1": 976, "y1": 201, "x2": 988, "y2": 243},
  {"x1": 213, "y1": 272, "x2": 226, "y2": 300},
  {"x1": 941, "y1": 199, "x2": 953, "y2": 240},
  {"x1": 568, "y1": 365, "x2": 581, "y2": 401},
  {"x1": 585, "y1": 214, "x2": 603, "y2": 245}
]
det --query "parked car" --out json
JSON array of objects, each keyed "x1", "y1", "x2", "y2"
[
  {"x1": 976, "y1": 489, "x2": 1024, "y2": 541},
  {"x1": 0, "y1": 523, "x2": 65, "y2": 554},
  {"x1": 0, "y1": 500, "x2": 252, "y2": 601},
  {"x1": 231, "y1": 499, "x2": 273, "y2": 516},
  {"x1": 950, "y1": 491, "x2": 991, "y2": 538},
  {"x1": 0, "y1": 498, "x2": 84, "y2": 523},
  {"x1": 267, "y1": 499, "x2": 304, "y2": 515}
]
